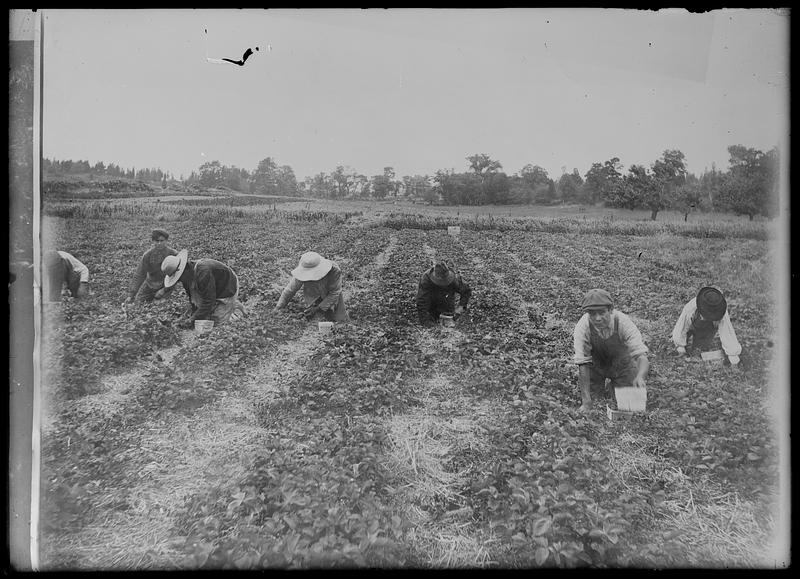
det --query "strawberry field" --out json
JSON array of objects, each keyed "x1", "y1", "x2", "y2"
[{"x1": 37, "y1": 200, "x2": 786, "y2": 569}]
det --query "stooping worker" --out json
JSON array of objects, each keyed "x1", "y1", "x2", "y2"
[
  {"x1": 671, "y1": 286, "x2": 741, "y2": 366},
  {"x1": 43, "y1": 250, "x2": 90, "y2": 302},
  {"x1": 125, "y1": 228, "x2": 178, "y2": 304},
  {"x1": 573, "y1": 288, "x2": 650, "y2": 413},
  {"x1": 161, "y1": 249, "x2": 246, "y2": 329},
  {"x1": 416, "y1": 260, "x2": 471, "y2": 326},
  {"x1": 273, "y1": 251, "x2": 349, "y2": 322}
]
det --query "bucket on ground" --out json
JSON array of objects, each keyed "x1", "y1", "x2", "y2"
[
  {"x1": 701, "y1": 349, "x2": 725, "y2": 362},
  {"x1": 614, "y1": 386, "x2": 647, "y2": 412},
  {"x1": 194, "y1": 319, "x2": 214, "y2": 334},
  {"x1": 318, "y1": 321, "x2": 334, "y2": 335},
  {"x1": 447, "y1": 226, "x2": 461, "y2": 236},
  {"x1": 439, "y1": 313, "x2": 455, "y2": 327}
]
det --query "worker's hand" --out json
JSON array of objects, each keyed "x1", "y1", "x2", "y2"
[
  {"x1": 454, "y1": 305, "x2": 465, "y2": 316},
  {"x1": 303, "y1": 305, "x2": 319, "y2": 320},
  {"x1": 578, "y1": 401, "x2": 593, "y2": 413},
  {"x1": 728, "y1": 355, "x2": 741, "y2": 369},
  {"x1": 676, "y1": 346, "x2": 686, "y2": 355},
  {"x1": 154, "y1": 288, "x2": 166, "y2": 300},
  {"x1": 177, "y1": 319, "x2": 194, "y2": 330},
  {"x1": 124, "y1": 296, "x2": 135, "y2": 305},
  {"x1": 633, "y1": 375, "x2": 647, "y2": 389}
]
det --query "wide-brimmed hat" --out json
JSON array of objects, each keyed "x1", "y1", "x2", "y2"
[
  {"x1": 430, "y1": 261, "x2": 455, "y2": 287},
  {"x1": 581, "y1": 288, "x2": 613, "y2": 310},
  {"x1": 696, "y1": 286, "x2": 727, "y2": 321},
  {"x1": 161, "y1": 249, "x2": 188, "y2": 288},
  {"x1": 292, "y1": 251, "x2": 332, "y2": 281}
]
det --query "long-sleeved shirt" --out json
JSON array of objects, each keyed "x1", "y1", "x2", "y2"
[
  {"x1": 57, "y1": 251, "x2": 89, "y2": 282},
  {"x1": 671, "y1": 297, "x2": 741, "y2": 357},
  {"x1": 573, "y1": 310, "x2": 649, "y2": 365},
  {"x1": 416, "y1": 268, "x2": 471, "y2": 322},
  {"x1": 276, "y1": 262, "x2": 345, "y2": 317},
  {"x1": 178, "y1": 259, "x2": 238, "y2": 321},
  {"x1": 128, "y1": 244, "x2": 178, "y2": 299}
]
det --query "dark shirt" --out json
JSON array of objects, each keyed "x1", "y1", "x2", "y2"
[
  {"x1": 416, "y1": 267, "x2": 471, "y2": 323},
  {"x1": 129, "y1": 244, "x2": 178, "y2": 298},
  {"x1": 180, "y1": 259, "x2": 238, "y2": 321}
]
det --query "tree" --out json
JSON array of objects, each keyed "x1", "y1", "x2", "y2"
[
  {"x1": 611, "y1": 164, "x2": 652, "y2": 210},
  {"x1": 198, "y1": 161, "x2": 223, "y2": 188},
  {"x1": 466, "y1": 153, "x2": 502, "y2": 176},
  {"x1": 331, "y1": 165, "x2": 358, "y2": 199},
  {"x1": 557, "y1": 169, "x2": 584, "y2": 204},
  {"x1": 672, "y1": 174, "x2": 703, "y2": 221},
  {"x1": 371, "y1": 167, "x2": 396, "y2": 199},
  {"x1": 251, "y1": 157, "x2": 279, "y2": 195},
  {"x1": 584, "y1": 158, "x2": 623, "y2": 205},
  {"x1": 304, "y1": 172, "x2": 335, "y2": 199},
  {"x1": 718, "y1": 145, "x2": 778, "y2": 220},
  {"x1": 648, "y1": 149, "x2": 687, "y2": 220},
  {"x1": 275, "y1": 165, "x2": 298, "y2": 197}
]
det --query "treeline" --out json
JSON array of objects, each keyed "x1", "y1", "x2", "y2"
[
  {"x1": 46, "y1": 142, "x2": 780, "y2": 221},
  {"x1": 188, "y1": 146, "x2": 780, "y2": 220},
  {"x1": 44, "y1": 158, "x2": 175, "y2": 185}
]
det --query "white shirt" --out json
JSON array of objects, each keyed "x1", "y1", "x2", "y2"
[
  {"x1": 573, "y1": 310, "x2": 649, "y2": 365},
  {"x1": 57, "y1": 251, "x2": 89, "y2": 282},
  {"x1": 671, "y1": 298, "x2": 741, "y2": 358}
]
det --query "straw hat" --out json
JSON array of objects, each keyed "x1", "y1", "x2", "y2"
[
  {"x1": 430, "y1": 261, "x2": 455, "y2": 287},
  {"x1": 696, "y1": 286, "x2": 727, "y2": 321},
  {"x1": 161, "y1": 249, "x2": 188, "y2": 288},
  {"x1": 292, "y1": 251, "x2": 332, "y2": 281},
  {"x1": 581, "y1": 288, "x2": 613, "y2": 310}
]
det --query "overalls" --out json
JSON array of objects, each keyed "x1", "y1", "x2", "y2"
[
  {"x1": 687, "y1": 313, "x2": 721, "y2": 352},
  {"x1": 588, "y1": 317, "x2": 637, "y2": 398}
]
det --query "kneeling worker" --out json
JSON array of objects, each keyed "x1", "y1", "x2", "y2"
[
  {"x1": 573, "y1": 288, "x2": 650, "y2": 413},
  {"x1": 161, "y1": 249, "x2": 246, "y2": 329}
]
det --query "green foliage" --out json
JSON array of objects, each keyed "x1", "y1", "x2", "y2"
[
  {"x1": 716, "y1": 145, "x2": 779, "y2": 220},
  {"x1": 50, "y1": 300, "x2": 179, "y2": 398}
]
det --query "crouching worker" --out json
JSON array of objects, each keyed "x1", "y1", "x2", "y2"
[
  {"x1": 161, "y1": 249, "x2": 246, "y2": 329},
  {"x1": 273, "y1": 251, "x2": 349, "y2": 322},
  {"x1": 43, "y1": 250, "x2": 90, "y2": 302},
  {"x1": 671, "y1": 286, "x2": 741, "y2": 366},
  {"x1": 573, "y1": 289, "x2": 650, "y2": 413},
  {"x1": 125, "y1": 228, "x2": 178, "y2": 304},
  {"x1": 416, "y1": 260, "x2": 471, "y2": 326}
]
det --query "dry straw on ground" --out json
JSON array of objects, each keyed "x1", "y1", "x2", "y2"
[{"x1": 606, "y1": 431, "x2": 777, "y2": 568}]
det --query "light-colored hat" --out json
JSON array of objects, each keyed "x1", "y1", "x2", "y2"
[
  {"x1": 292, "y1": 251, "x2": 332, "y2": 282},
  {"x1": 161, "y1": 249, "x2": 188, "y2": 288},
  {"x1": 581, "y1": 288, "x2": 613, "y2": 310},
  {"x1": 430, "y1": 261, "x2": 455, "y2": 287}
]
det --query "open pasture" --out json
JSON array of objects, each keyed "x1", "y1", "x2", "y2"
[{"x1": 38, "y1": 201, "x2": 784, "y2": 569}]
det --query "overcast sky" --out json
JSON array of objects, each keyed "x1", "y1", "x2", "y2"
[{"x1": 40, "y1": 8, "x2": 789, "y2": 182}]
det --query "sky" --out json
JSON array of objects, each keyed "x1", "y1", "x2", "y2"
[{"x1": 39, "y1": 8, "x2": 789, "y2": 182}]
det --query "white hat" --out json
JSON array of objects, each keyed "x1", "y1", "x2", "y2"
[
  {"x1": 161, "y1": 249, "x2": 188, "y2": 288},
  {"x1": 291, "y1": 251, "x2": 332, "y2": 281}
]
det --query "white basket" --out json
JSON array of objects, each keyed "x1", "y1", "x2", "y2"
[
  {"x1": 614, "y1": 387, "x2": 647, "y2": 412},
  {"x1": 194, "y1": 319, "x2": 215, "y2": 334},
  {"x1": 439, "y1": 314, "x2": 455, "y2": 327},
  {"x1": 447, "y1": 226, "x2": 461, "y2": 236},
  {"x1": 701, "y1": 349, "x2": 725, "y2": 362},
  {"x1": 318, "y1": 321, "x2": 334, "y2": 335}
]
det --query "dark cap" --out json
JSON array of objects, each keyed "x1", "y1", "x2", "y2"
[
  {"x1": 581, "y1": 288, "x2": 613, "y2": 310},
  {"x1": 696, "y1": 286, "x2": 727, "y2": 321},
  {"x1": 152, "y1": 228, "x2": 169, "y2": 241}
]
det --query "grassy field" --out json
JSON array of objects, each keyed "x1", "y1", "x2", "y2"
[{"x1": 37, "y1": 198, "x2": 788, "y2": 569}]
